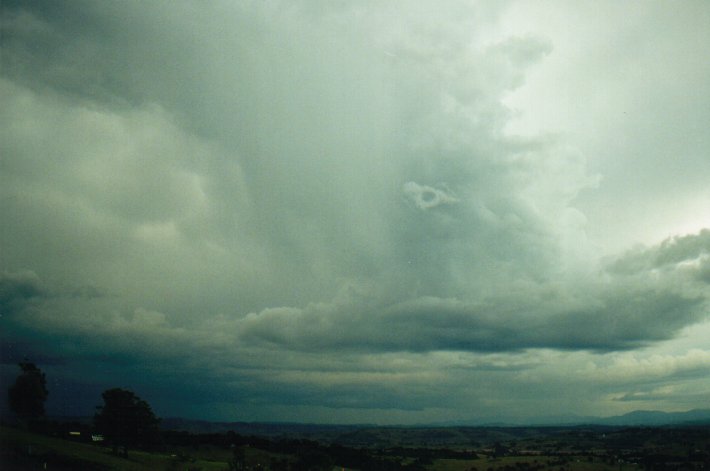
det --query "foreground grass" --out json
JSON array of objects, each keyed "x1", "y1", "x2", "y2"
[{"x1": 0, "y1": 425, "x2": 227, "y2": 471}]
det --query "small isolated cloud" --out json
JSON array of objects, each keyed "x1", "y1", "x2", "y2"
[
  {"x1": 612, "y1": 387, "x2": 676, "y2": 402},
  {"x1": 403, "y1": 181, "x2": 459, "y2": 210}
]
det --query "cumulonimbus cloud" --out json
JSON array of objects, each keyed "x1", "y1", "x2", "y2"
[{"x1": 2, "y1": 0, "x2": 709, "y2": 421}]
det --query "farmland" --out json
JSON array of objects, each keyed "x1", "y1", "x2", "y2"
[{"x1": 2, "y1": 422, "x2": 709, "y2": 470}]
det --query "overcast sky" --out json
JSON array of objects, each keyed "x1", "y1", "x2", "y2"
[{"x1": 1, "y1": 0, "x2": 709, "y2": 424}]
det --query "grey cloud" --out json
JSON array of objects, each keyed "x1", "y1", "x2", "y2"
[
  {"x1": 0, "y1": 270, "x2": 45, "y2": 316},
  {"x1": 654, "y1": 229, "x2": 710, "y2": 266},
  {"x1": 608, "y1": 230, "x2": 710, "y2": 291},
  {"x1": 542, "y1": 290, "x2": 705, "y2": 351},
  {"x1": 484, "y1": 35, "x2": 552, "y2": 91},
  {"x1": 698, "y1": 258, "x2": 710, "y2": 284},
  {"x1": 610, "y1": 229, "x2": 710, "y2": 273},
  {"x1": 0, "y1": 0, "x2": 576, "y2": 315}
]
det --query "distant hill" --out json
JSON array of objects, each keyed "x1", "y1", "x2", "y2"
[
  {"x1": 493, "y1": 408, "x2": 710, "y2": 427},
  {"x1": 35, "y1": 408, "x2": 709, "y2": 438},
  {"x1": 595, "y1": 408, "x2": 710, "y2": 426},
  {"x1": 421, "y1": 408, "x2": 710, "y2": 427}
]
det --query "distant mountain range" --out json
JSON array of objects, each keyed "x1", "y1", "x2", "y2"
[
  {"x1": 589, "y1": 408, "x2": 710, "y2": 426},
  {"x1": 156, "y1": 409, "x2": 710, "y2": 435},
  {"x1": 472, "y1": 408, "x2": 710, "y2": 427}
]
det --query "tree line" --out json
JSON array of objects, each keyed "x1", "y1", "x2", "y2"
[
  {"x1": 6, "y1": 362, "x2": 160, "y2": 457},
  {"x1": 5, "y1": 362, "x2": 474, "y2": 470}
]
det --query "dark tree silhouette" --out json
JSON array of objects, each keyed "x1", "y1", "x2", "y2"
[
  {"x1": 94, "y1": 388, "x2": 161, "y2": 456},
  {"x1": 7, "y1": 362, "x2": 48, "y2": 423}
]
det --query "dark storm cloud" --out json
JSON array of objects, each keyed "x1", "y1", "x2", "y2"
[
  {"x1": 234, "y1": 230, "x2": 710, "y2": 354},
  {"x1": 236, "y1": 279, "x2": 706, "y2": 354},
  {"x1": 0, "y1": 339, "x2": 65, "y2": 366},
  {"x1": 1, "y1": 0, "x2": 188, "y2": 106},
  {"x1": 0, "y1": 270, "x2": 45, "y2": 316}
]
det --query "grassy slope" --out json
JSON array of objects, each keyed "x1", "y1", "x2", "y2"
[{"x1": 0, "y1": 425, "x2": 227, "y2": 471}]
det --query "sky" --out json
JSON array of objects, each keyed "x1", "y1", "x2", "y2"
[{"x1": 1, "y1": 0, "x2": 709, "y2": 425}]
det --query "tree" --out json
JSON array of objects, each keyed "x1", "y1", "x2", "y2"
[
  {"x1": 7, "y1": 362, "x2": 49, "y2": 423},
  {"x1": 94, "y1": 388, "x2": 161, "y2": 456}
]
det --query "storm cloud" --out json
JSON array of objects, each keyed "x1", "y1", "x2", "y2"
[{"x1": 1, "y1": 1, "x2": 709, "y2": 423}]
